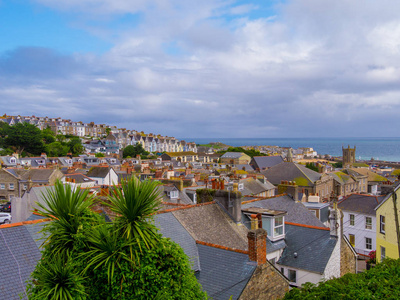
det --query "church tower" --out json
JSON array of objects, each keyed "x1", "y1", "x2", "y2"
[{"x1": 342, "y1": 145, "x2": 356, "y2": 168}]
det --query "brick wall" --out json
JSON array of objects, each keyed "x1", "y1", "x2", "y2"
[{"x1": 239, "y1": 262, "x2": 289, "y2": 300}]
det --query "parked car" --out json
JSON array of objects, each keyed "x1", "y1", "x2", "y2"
[
  {"x1": 0, "y1": 202, "x2": 11, "y2": 212},
  {"x1": 0, "y1": 213, "x2": 11, "y2": 224}
]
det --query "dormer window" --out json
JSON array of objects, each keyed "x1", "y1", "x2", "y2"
[
  {"x1": 169, "y1": 190, "x2": 178, "y2": 199},
  {"x1": 10, "y1": 157, "x2": 16, "y2": 164},
  {"x1": 274, "y1": 217, "x2": 284, "y2": 237}
]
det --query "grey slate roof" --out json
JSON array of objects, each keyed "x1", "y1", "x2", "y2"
[
  {"x1": 240, "y1": 178, "x2": 274, "y2": 196},
  {"x1": 278, "y1": 224, "x2": 337, "y2": 274},
  {"x1": 195, "y1": 244, "x2": 256, "y2": 300},
  {"x1": 172, "y1": 203, "x2": 249, "y2": 251},
  {"x1": 251, "y1": 156, "x2": 284, "y2": 170},
  {"x1": 221, "y1": 152, "x2": 245, "y2": 159},
  {"x1": 0, "y1": 225, "x2": 42, "y2": 300},
  {"x1": 338, "y1": 194, "x2": 384, "y2": 215},
  {"x1": 242, "y1": 195, "x2": 326, "y2": 227},
  {"x1": 86, "y1": 166, "x2": 111, "y2": 178},
  {"x1": 262, "y1": 162, "x2": 321, "y2": 186},
  {"x1": 154, "y1": 213, "x2": 200, "y2": 271},
  {"x1": 267, "y1": 238, "x2": 286, "y2": 252}
]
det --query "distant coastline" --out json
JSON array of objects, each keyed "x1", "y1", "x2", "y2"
[{"x1": 181, "y1": 137, "x2": 400, "y2": 163}]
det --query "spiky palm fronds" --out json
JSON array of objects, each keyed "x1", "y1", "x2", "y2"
[
  {"x1": 37, "y1": 180, "x2": 94, "y2": 255},
  {"x1": 106, "y1": 178, "x2": 161, "y2": 253}
]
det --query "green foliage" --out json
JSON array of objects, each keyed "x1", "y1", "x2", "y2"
[
  {"x1": 217, "y1": 146, "x2": 266, "y2": 158},
  {"x1": 106, "y1": 179, "x2": 161, "y2": 254},
  {"x1": 196, "y1": 189, "x2": 216, "y2": 203},
  {"x1": 4, "y1": 123, "x2": 46, "y2": 155},
  {"x1": 283, "y1": 258, "x2": 400, "y2": 300},
  {"x1": 95, "y1": 152, "x2": 105, "y2": 157},
  {"x1": 332, "y1": 161, "x2": 343, "y2": 168},
  {"x1": 27, "y1": 255, "x2": 87, "y2": 300},
  {"x1": 123, "y1": 143, "x2": 149, "y2": 158},
  {"x1": 28, "y1": 178, "x2": 207, "y2": 300},
  {"x1": 305, "y1": 162, "x2": 319, "y2": 172},
  {"x1": 47, "y1": 142, "x2": 70, "y2": 157},
  {"x1": 37, "y1": 181, "x2": 94, "y2": 256}
]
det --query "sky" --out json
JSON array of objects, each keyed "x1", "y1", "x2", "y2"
[{"x1": 1, "y1": 0, "x2": 400, "y2": 139}]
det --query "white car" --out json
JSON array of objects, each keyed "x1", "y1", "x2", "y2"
[{"x1": 0, "y1": 213, "x2": 11, "y2": 224}]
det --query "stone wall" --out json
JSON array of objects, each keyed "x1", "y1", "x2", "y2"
[
  {"x1": 0, "y1": 169, "x2": 20, "y2": 200},
  {"x1": 341, "y1": 236, "x2": 357, "y2": 276},
  {"x1": 239, "y1": 262, "x2": 289, "y2": 300}
]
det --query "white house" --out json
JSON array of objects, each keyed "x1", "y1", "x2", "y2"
[
  {"x1": 86, "y1": 166, "x2": 118, "y2": 186},
  {"x1": 338, "y1": 193, "x2": 385, "y2": 257}
]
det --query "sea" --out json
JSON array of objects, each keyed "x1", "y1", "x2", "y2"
[{"x1": 182, "y1": 137, "x2": 400, "y2": 163}]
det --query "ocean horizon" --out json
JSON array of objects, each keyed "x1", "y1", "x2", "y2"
[{"x1": 180, "y1": 137, "x2": 400, "y2": 163}]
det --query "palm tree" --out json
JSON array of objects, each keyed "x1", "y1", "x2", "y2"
[
  {"x1": 37, "y1": 180, "x2": 94, "y2": 256},
  {"x1": 27, "y1": 254, "x2": 86, "y2": 300},
  {"x1": 106, "y1": 177, "x2": 161, "y2": 256}
]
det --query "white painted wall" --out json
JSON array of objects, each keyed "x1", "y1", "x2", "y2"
[
  {"x1": 278, "y1": 265, "x2": 321, "y2": 287},
  {"x1": 342, "y1": 210, "x2": 376, "y2": 256}
]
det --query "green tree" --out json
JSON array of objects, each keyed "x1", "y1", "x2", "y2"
[
  {"x1": 4, "y1": 123, "x2": 46, "y2": 155},
  {"x1": 305, "y1": 163, "x2": 319, "y2": 172},
  {"x1": 46, "y1": 142, "x2": 70, "y2": 157},
  {"x1": 95, "y1": 152, "x2": 105, "y2": 157},
  {"x1": 123, "y1": 143, "x2": 148, "y2": 158},
  {"x1": 68, "y1": 137, "x2": 84, "y2": 155}
]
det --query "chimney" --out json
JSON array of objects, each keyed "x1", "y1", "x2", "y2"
[
  {"x1": 28, "y1": 177, "x2": 33, "y2": 191},
  {"x1": 329, "y1": 199, "x2": 340, "y2": 237},
  {"x1": 247, "y1": 228, "x2": 268, "y2": 265},
  {"x1": 179, "y1": 179, "x2": 184, "y2": 191},
  {"x1": 194, "y1": 173, "x2": 200, "y2": 182},
  {"x1": 41, "y1": 153, "x2": 47, "y2": 159}
]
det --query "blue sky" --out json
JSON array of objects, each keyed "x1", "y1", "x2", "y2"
[{"x1": 1, "y1": 0, "x2": 400, "y2": 138}]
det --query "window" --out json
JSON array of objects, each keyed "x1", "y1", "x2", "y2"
[
  {"x1": 170, "y1": 190, "x2": 178, "y2": 199},
  {"x1": 9, "y1": 183, "x2": 14, "y2": 190},
  {"x1": 269, "y1": 258, "x2": 276, "y2": 265},
  {"x1": 274, "y1": 216, "x2": 284, "y2": 236},
  {"x1": 365, "y1": 238, "x2": 372, "y2": 250},
  {"x1": 349, "y1": 234, "x2": 355, "y2": 247},
  {"x1": 350, "y1": 214, "x2": 355, "y2": 226},
  {"x1": 365, "y1": 217, "x2": 372, "y2": 230},
  {"x1": 0, "y1": 184, "x2": 5, "y2": 190},
  {"x1": 23, "y1": 184, "x2": 28, "y2": 190},
  {"x1": 380, "y1": 215, "x2": 386, "y2": 234},
  {"x1": 280, "y1": 267, "x2": 284, "y2": 275},
  {"x1": 288, "y1": 269, "x2": 296, "y2": 282},
  {"x1": 381, "y1": 246, "x2": 386, "y2": 261}
]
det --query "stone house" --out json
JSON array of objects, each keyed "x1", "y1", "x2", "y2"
[
  {"x1": 262, "y1": 161, "x2": 334, "y2": 201},
  {"x1": 220, "y1": 152, "x2": 251, "y2": 165}
]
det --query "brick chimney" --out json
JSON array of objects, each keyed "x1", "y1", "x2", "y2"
[{"x1": 247, "y1": 227, "x2": 267, "y2": 265}]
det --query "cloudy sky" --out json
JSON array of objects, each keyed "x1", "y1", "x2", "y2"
[{"x1": 1, "y1": 0, "x2": 400, "y2": 138}]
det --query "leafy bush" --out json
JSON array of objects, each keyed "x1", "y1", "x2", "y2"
[{"x1": 283, "y1": 258, "x2": 400, "y2": 300}]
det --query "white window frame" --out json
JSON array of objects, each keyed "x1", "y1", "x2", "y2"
[
  {"x1": 0, "y1": 183, "x2": 5, "y2": 190},
  {"x1": 365, "y1": 237, "x2": 372, "y2": 250},
  {"x1": 380, "y1": 215, "x2": 385, "y2": 234},
  {"x1": 365, "y1": 217, "x2": 372, "y2": 230},
  {"x1": 273, "y1": 216, "x2": 284, "y2": 238},
  {"x1": 9, "y1": 183, "x2": 14, "y2": 190},
  {"x1": 350, "y1": 214, "x2": 355, "y2": 226},
  {"x1": 381, "y1": 246, "x2": 386, "y2": 261}
]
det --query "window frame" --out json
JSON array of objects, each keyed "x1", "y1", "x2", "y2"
[
  {"x1": 381, "y1": 246, "x2": 386, "y2": 261},
  {"x1": 273, "y1": 216, "x2": 284, "y2": 237},
  {"x1": 365, "y1": 237, "x2": 372, "y2": 250},
  {"x1": 365, "y1": 217, "x2": 372, "y2": 230},
  {"x1": 349, "y1": 234, "x2": 355, "y2": 247},
  {"x1": 288, "y1": 269, "x2": 297, "y2": 283},
  {"x1": 380, "y1": 215, "x2": 386, "y2": 234},
  {"x1": 350, "y1": 214, "x2": 355, "y2": 226},
  {"x1": 8, "y1": 183, "x2": 14, "y2": 190},
  {"x1": 0, "y1": 183, "x2": 5, "y2": 190}
]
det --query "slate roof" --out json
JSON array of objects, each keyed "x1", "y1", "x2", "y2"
[
  {"x1": 242, "y1": 195, "x2": 326, "y2": 227},
  {"x1": 172, "y1": 203, "x2": 249, "y2": 251},
  {"x1": 64, "y1": 173, "x2": 95, "y2": 184},
  {"x1": 195, "y1": 244, "x2": 256, "y2": 300},
  {"x1": 86, "y1": 166, "x2": 111, "y2": 178},
  {"x1": 278, "y1": 224, "x2": 336, "y2": 274},
  {"x1": 240, "y1": 178, "x2": 274, "y2": 196},
  {"x1": 154, "y1": 213, "x2": 200, "y2": 271},
  {"x1": 221, "y1": 152, "x2": 246, "y2": 159},
  {"x1": 338, "y1": 194, "x2": 384, "y2": 215},
  {"x1": 251, "y1": 156, "x2": 284, "y2": 170},
  {"x1": 349, "y1": 168, "x2": 388, "y2": 182},
  {"x1": 261, "y1": 162, "x2": 321, "y2": 186},
  {"x1": 0, "y1": 225, "x2": 42, "y2": 300}
]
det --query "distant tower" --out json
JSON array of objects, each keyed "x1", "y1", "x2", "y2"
[
  {"x1": 286, "y1": 148, "x2": 293, "y2": 163},
  {"x1": 342, "y1": 145, "x2": 356, "y2": 168}
]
